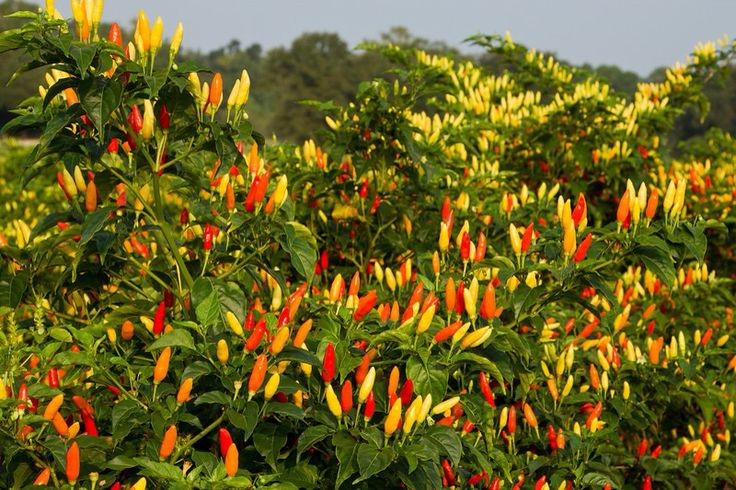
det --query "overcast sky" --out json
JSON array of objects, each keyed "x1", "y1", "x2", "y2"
[{"x1": 36, "y1": 0, "x2": 736, "y2": 76}]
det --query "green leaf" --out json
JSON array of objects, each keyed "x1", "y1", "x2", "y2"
[
  {"x1": 423, "y1": 425, "x2": 462, "y2": 465},
  {"x1": 276, "y1": 345, "x2": 321, "y2": 366},
  {"x1": 48, "y1": 328, "x2": 73, "y2": 343},
  {"x1": 147, "y1": 329, "x2": 196, "y2": 352},
  {"x1": 253, "y1": 422, "x2": 288, "y2": 471},
  {"x1": 193, "y1": 391, "x2": 232, "y2": 407},
  {"x1": 69, "y1": 43, "x2": 97, "y2": 76},
  {"x1": 33, "y1": 104, "x2": 82, "y2": 161},
  {"x1": 111, "y1": 399, "x2": 146, "y2": 443},
  {"x1": 78, "y1": 76, "x2": 123, "y2": 135},
  {"x1": 228, "y1": 402, "x2": 259, "y2": 440},
  {"x1": 297, "y1": 425, "x2": 333, "y2": 461},
  {"x1": 0, "y1": 270, "x2": 29, "y2": 308},
  {"x1": 354, "y1": 444, "x2": 395, "y2": 483},
  {"x1": 451, "y1": 353, "x2": 506, "y2": 392},
  {"x1": 195, "y1": 289, "x2": 220, "y2": 327},
  {"x1": 134, "y1": 458, "x2": 185, "y2": 481},
  {"x1": 406, "y1": 355, "x2": 448, "y2": 404},
  {"x1": 80, "y1": 208, "x2": 110, "y2": 246},
  {"x1": 634, "y1": 245, "x2": 676, "y2": 287},
  {"x1": 277, "y1": 221, "x2": 317, "y2": 282},
  {"x1": 334, "y1": 431, "x2": 359, "y2": 489}
]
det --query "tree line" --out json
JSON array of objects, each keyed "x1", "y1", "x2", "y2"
[{"x1": 1, "y1": 0, "x2": 734, "y2": 144}]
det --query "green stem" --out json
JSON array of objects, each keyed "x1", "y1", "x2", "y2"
[{"x1": 172, "y1": 411, "x2": 226, "y2": 461}]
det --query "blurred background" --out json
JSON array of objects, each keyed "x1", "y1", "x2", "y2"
[{"x1": 2, "y1": 0, "x2": 735, "y2": 142}]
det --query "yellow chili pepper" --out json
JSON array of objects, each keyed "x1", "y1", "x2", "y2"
[{"x1": 325, "y1": 384, "x2": 342, "y2": 418}]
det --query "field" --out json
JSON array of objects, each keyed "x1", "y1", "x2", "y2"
[{"x1": 0, "y1": 3, "x2": 736, "y2": 489}]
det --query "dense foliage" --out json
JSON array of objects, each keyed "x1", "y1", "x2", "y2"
[{"x1": 1, "y1": 3, "x2": 736, "y2": 489}]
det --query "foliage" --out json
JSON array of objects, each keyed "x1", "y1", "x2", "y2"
[{"x1": 1, "y1": 4, "x2": 736, "y2": 490}]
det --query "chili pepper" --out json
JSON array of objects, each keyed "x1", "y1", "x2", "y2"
[
  {"x1": 225, "y1": 443, "x2": 239, "y2": 477},
  {"x1": 547, "y1": 424, "x2": 558, "y2": 450},
  {"x1": 336, "y1": 380, "x2": 352, "y2": 413},
  {"x1": 159, "y1": 425, "x2": 177, "y2": 459},
  {"x1": 479, "y1": 372, "x2": 495, "y2": 407},
  {"x1": 701, "y1": 327, "x2": 713, "y2": 346},
  {"x1": 617, "y1": 190, "x2": 630, "y2": 228},
  {"x1": 650, "y1": 445, "x2": 662, "y2": 458},
  {"x1": 384, "y1": 399, "x2": 402, "y2": 436},
  {"x1": 107, "y1": 385, "x2": 121, "y2": 396},
  {"x1": 248, "y1": 353, "x2": 268, "y2": 398},
  {"x1": 433, "y1": 321, "x2": 463, "y2": 344},
  {"x1": 71, "y1": 395, "x2": 94, "y2": 415},
  {"x1": 128, "y1": 105, "x2": 143, "y2": 134},
  {"x1": 534, "y1": 475, "x2": 547, "y2": 490},
  {"x1": 17, "y1": 383, "x2": 28, "y2": 411},
  {"x1": 153, "y1": 301, "x2": 166, "y2": 336},
  {"x1": 399, "y1": 379, "x2": 413, "y2": 406},
  {"x1": 264, "y1": 373, "x2": 280, "y2": 400},
  {"x1": 511, "y1": 473, "x2": 525, "y2": 490},
  {"x1": 66, "y1": 441, "x2": 80, "y2": 484},
  {"x1": 153, "y1": 347, "x2": 172, "y2": 384},
  {"x1": 209, "y1": 72, "x2": 223, "y2": 107},
  {"x1": 269, "y1": 326, "x2": 290, "y2": 355},
  {"x1": 461, "y1": 419, "x2": 475, "y2": 434},
  {"x1": 203, "y1": 223, "x2": 214, "y2": 251},
  {"x1": 509, "y1": 223, "x2": 522, "y2": 255},
  {"x1": 521, "y1": 222, "x2": 534, "y2": 253},
  {"x1": 572, "y1": 232, "x2": 593, "y2": 263},
  {"x1": 292, "y1": 319, "x2": 312, "y2": 347},
  {"x1": 353, "y1": 290, "x2": 378, "y2": 321},
  {"x1": 33, "y1": 468, "x2": 51, "y2": 485},
  {"x1": 113, "y1": 321, "x2": 131, "y2": 344},
  {"x1": 441, "y1": 459, "x2": 455, "y2": 486},
  {"x1": 245, "y1": 318, "x2": 266, "y2": 351},
  {"x1": 479, "y1": 285, "x2": 496, "y2": 320},
  {"x1": 364, "y1": 391, "x2": 375, "y2": 420},
  {"x1": 80, "y1": 409, "x2": 98, "y2": 436},
  {"x1": 276, "y1": 307, "x2": 290, "y2": 328},
  {"x1": 562, "y1": 220, "x2": 576, "y2": 257},
  {"x1": 47, "y1": 367, "x2": 60, "y2": 388},
  {"x1": 645, "y1": 189, "x2": 658, "y2": 220},
  {"x1": 180, "y1": 207, "x2": 189, "y2": 226},
  {"x1": 110, "y1": 483, "x2": 121, "y2": 490},
  {"x1": 460, "y1": 231, "x2": 470, "y2": 262},
  {"x1": 642, "y1": 475, "x2": 652, "y2": 490},
  {"x1": 324, "y1": 383, "x2": 342, "y2": 418},
  {"x1": 489, "y1": 477, "x2": 501, "y2": 490},
  {"x1": 572, "y1": 193, "x2": 587, "y2": 226},
  {"x1": 108, "y1": 21, "x2": 122, "y2": 46},
  {"x1": 387, "y1": 366, "x2": 400, "y2": 396},
  {"x1": 43, "y1": 393, "x2": 64, "y2": 420},
  {"x1": 455, "y1": 280, "x2": 465, "y2": 315},
  {"x1": 177, "y1": 377, "x2": 193, "y2": 404},
  {"x1": 508, "y1": 405, "x2": 517, "y2": 434},
  {"x1": 637, "y1": 438, "x2": 648, "y2": 457},
  {"x1": 321, "y1": 342, "x2": 336, "y2": 384},
  {"x1": 475, "y1": 231, "x2": 487, "y2": 262},
  {"x1": 215, "y1": 427, "x2": 234, "y2": 458},
  {"x1": 431, "y1": 396, "x2": 461, "y2": 415},
  {"x1": 523, "y1": 403, "x2": 538, "y2": 429}
]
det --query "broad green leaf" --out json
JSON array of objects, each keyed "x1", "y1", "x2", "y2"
[
  {"x1": 78, "y1": 75, "x2": 123, "y2": 135},
  {"x1": 0, "y1": 270, "x2": 29, "y2": 308},
  {"x1": 147, "y1": 329, "x2": 196, "y2": 352},
  {"x1": 195, "y1": 290, "x2": 220, "y2": 327},
  {"x1": 452, "y1": 352, "x2": 506, "y2": 392},
  {"x1": 193, "y1": 391, "x2": 231, "y2": 407},
  {"x1": 277, "y1": 221, "x2": 317, "y2": 282},
  {"x1": 253, "y1": 422, "x2": 288, "y2": 470},
  {"x1": 354, "y1": 444, "x2": 394, "y2": 483},
  {"x1": 297, "y1": 425, "x2": 333, "y2": 461},
  {"x1": 423, "y1": 425, "x2": 462, "y2": 465},
  {"x1": 406, "y1": 355, "x2": 448, "y2": 404},
  {"x1": 80, "y1": 208, "x2": 110, "y2": 246},
  {"x1": 111, "y1": 399, "x2": 146, "y2": 443}
]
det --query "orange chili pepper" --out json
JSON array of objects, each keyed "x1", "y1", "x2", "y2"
[
  {"x1": 159, "y1": 425, "x2": 177, "y2": 459},
  {"x1": 66, "y1": 441, "x2": 80, "y2": 484},
  {"x1": 248, "y1": 354, "x2": 268, "y2": 398}
]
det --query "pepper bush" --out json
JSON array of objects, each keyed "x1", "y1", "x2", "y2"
[{"x1": 1, "y1": 3, "x2": 736, "y2": 489}]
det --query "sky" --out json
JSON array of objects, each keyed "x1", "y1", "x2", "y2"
[{"x1": 35, "y1": 0, "x2": 736, "y2": 76}]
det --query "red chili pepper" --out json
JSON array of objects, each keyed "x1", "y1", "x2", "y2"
[
  {"x1": 650, "y1": 445, "x2": 662, "y2": 458},
  {"x1": 106, "y1": 385, "x2": 121, "y2": 396},
  {"x1": 164, "y1": 289, "x2": 174, "y2": 308},
  {"x1": 534, "y1": 476, "x2": 547, "y2": 490},
  {"x1": 642, "y1": 475, "x2": 652, "y2": 490},
  {"x1": 158, "y1": 104, "x2": 170, "y2": 130},
  {"x1": 277, "y1": 307, "x2": 290, "y2": 328},
  {"x1": 441, "y1": 459, "x2": 455, "y2": 487},
  {"x1": 489, "y1": 477, "x2": 501, "y2": 490},
  {"x1": 455, "y1": 280, "x2": 465, "y2": 315},
  {"x1": 108, "y1": 22, "x2": 123, "y2": 46},
  {"x1": 359, "y1": 178, "x2": 369, "y2": 199},
  {"x1": 180, "y1": 207, "x2": 189, "y2": 225},
  {"x1": 573, "y1": 233, "x2": 593, "y2": 263},
  {"x1": 440, "y1": 196, "x2": 451, "y2": 222},
  {"x1": 81, "y1": 410, "x2": 98, "y2": 436},
  {"x1": 467, "y1": 471, "x2": 486, "y2": 486},
  {"x1": 340, "y1": 380, "x2": 353, "y2": 413},
  {"x1": 521, "y1": 222, "x2": 534, "y2": 253},
  {"x1": 434, "y1": 321, "x2": 463, "y2": 343},
  {"x1": 244, "y1": 310, "x2": 255, "y2": 331},
  {"x1": 460, "y1": 232, "x2": 470, "y2": 261},
  {"x1": 353, "y1": 290, "x2": 378, "y2": 321},
  {"x1": 128, "y1": 105, "x2": 143, "y2": 134},
  {"x1": 153, "y1": 300, "x2": 166, "y2": 335},
  {"x1": 110, "y1": 483, "x2": 121, "y2": 490},
  {"x1": 508, "y1": 405, "x2": 517, "y2": 434},
  {"x1": 322, "y1": 342, "x2": 335, "y2": 384},
  {"x1": 244, "y1": 175, "x2": 260, "y2": 212},
  {"x1": 475, "y1": 231, "x2": 487, "y2": 262},
  {"x1": 17, "y1": 383, "x2": 28, "y2": 410},
  {"x1": 203, "y1": 224, "x2": 214, "y2": 251},
  {"x1": 399, "y1": 379, "x2": 413, "y2": 405},
  {"x1": 47, "y1": 368, "x2": 60, "y2": 388},
  {"x1": 363, "y1": 391, "x2": 375, "y2": 419},
  {"x1": 637, "y1": 438, "x2": 648, "y2": 458},
  {"x1": 107, "y1": 137, "x2": 119, "y2": 154},
  {"x1": 219, "y1": 427, "x2": 233, "y2": 458},
  {"x1": 245, "y1": 319, "x2": 266, "y2": 351},
  {"x1": 462, "y1": 419, "x2": 475, "y2": 434},
  {"x1": 320, "y1": 249, "x2": 329, "y2": 270},
  {"x1": 571, "y1": 193, "x2": 586, "y2": 226},
  {"x1": 547, "y1": 424, "x2": 558, "y2": 450},
  {"x1": 479, "y1": 372, "x2": 495, "y2": 407}
]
